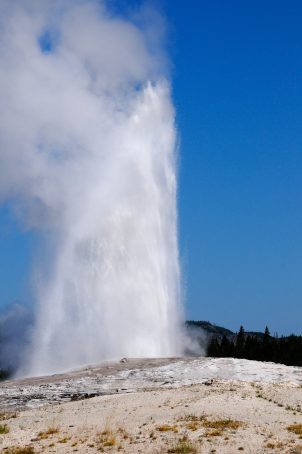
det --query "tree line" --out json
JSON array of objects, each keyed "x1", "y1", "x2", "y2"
[{"x1": 207, "y1": 326, "x2": 302, "y2": 367}]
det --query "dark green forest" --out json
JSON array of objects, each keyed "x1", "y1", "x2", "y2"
[{"x1": 206, "y1": 325, "x2": 302, "y2": 367}]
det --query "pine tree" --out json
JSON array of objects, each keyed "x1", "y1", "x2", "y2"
[
  {"x1": 236, "y1": 325, "x2": 245, "y2": 358},
  {"x1": 207, "y1": 337, "x2": 220, "y2": 357},
  {"x1": 262, "y1": 326, "x2": 271, "y2": 361}
]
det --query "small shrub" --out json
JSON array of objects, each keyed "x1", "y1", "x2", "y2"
[
  {"x1": 186, "y1": 421, "x2": 199, "y2": 431},
  {"x1": 97, "y1": 429, "x2": 116, "y2": 447},
  {"x1": 204, "y1": 429, "x2": 223, "y2": 437},
  {"x1": 0, "y1": 423, "x2": 10, "y2": 434},
  {"x1": 37, "y1": 426, "x2": 59, "y2": 439},
  {"x1": 104, "y1": 438, "x2": 115, "y2": 447},
  {"x1": 0, "y1": 412, "x2": 17, "y2": 421},
  {"x1": 5, "y1": 447, "x2": 35, "y2": 454},
  {"x1": 203, "y1": 419, "x2": 242, "y2": 430},
  {"x1": 58, "y1": 436, "x2": 70, "y2": 443},
  {"x1": 287, "y1": 424, "x2": 302, "y2": 436},
  {"x1": 157, "y1": 424, "x2": 177, "y2": 432},
  {"x1": 168, "y1": 439, "x2": 197, "y2": 453}
]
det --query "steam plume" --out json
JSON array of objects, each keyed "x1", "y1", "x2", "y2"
[{"x1": 0, "y1": 0, "x2": 182, "y2": 376}]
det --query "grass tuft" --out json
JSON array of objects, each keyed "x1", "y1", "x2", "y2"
[
  {"x1": 37, "y1": 426, "x2": 59, "y2": 440},
  {"x1": 186, "y1": 421, "x2": 199, "y2": 431},
  {"x1": 167, "y1": 439, "x2": 198, "y2": 453},
  {"x1": 0, "y1": 423, "x2": 10, "y2": 434},
  {"x1": 58, "y1": 436, "x2": 70, "y2": 443},
  {"x1": 204, "y1": 429, "x2": 223, "y2": 437},
  {"x1": 202, "y1": 419, "x2": 242, "y2": 430},
  {"x1": 177, "y1": 415, "x2": 243, "y2": 436},
  {"x1": 0, "y1": 411, "x2": 17, "y2": 421},
  {"x1": 287, "y1": 424, "x2": 302, "y2": 436},
  {"x1": 5, "y1": 447, "x2": 35, "y2": 454},
  {"x1": 156, "y1": 424, "x2": 178, "y2": 433},
  {"x1": 97, "y1": 429, "x2": 117, "y2": 448}
]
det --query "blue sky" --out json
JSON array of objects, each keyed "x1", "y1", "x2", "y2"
[
  {"x1": 165, "y1": 0, "x2": 302, "y2": 334},
  {"x1": 0, "y1": 0, "x2": 302, "y2": 335}
]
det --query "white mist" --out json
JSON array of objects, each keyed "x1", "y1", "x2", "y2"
[{"x1": 0, "y1": 0, "x2": 182, "y2": 376}]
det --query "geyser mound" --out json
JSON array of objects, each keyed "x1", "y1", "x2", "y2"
[{"x1": 0, "y1": 0, "x2": 182, "y2": 376}]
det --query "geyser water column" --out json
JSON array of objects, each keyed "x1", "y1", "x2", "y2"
[
  {"x1": 0, "y1": 0, "x2": 182, "y2": 376},
  {"x1": 28, "y1": 81, "x2": 182, "y2": 375}
]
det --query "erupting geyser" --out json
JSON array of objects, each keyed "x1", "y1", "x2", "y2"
[{"x1": 0, "y1": 0, "x2": 182, "y2": 376}]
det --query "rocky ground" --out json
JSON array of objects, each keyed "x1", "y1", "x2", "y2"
[{"x1": 0, "y1": 357, "x2": 302, "y2": 453}]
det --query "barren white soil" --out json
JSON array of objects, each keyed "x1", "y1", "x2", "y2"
[{"x1": 0, "y1": 357, "x2": 302, "y2": 453}]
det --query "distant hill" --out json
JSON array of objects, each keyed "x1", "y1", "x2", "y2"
[
  {"x1": 186, "y1": 320, "x2": 266, "y2": 341},
  {"x1": 186, "y1": 320, "x2": 233, "y2": 338}
]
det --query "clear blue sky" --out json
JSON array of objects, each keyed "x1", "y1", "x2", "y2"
[
  {"x1": 0, "y1": 0, "x2": 301, "y2": 335},
  {"x1": 165, "y1": 0, "x2": 302, "y2": 334}
]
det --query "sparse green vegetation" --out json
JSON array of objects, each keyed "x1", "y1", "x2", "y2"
[
  {"x1": 97, "y1": 429, "x2": 117, "y2": 448},
  {"x1": 202, "y1": 418, "x2": 242, "y2": 430},
  {"x1": 37, "y1": 426, "x2": 59, "y2": 439},
  {"x1": 204, "y1": 429, "x2": 223, "y2": 437},
  {"x1": 156, "y1": 424, "x2": 177, "y2": 432},
  {"x1": 185, "y1": 421, "x2": 199, "y2": 431},
  {"x1": 168, "y1": 437, "x2": 197, "y2": 453},
  {"x1": 176, "y1": 414, "x2": 243, "y2": 437},
  {"x1": 287, "y1": 424, "x2": 302, "y2": 437},
  {"x1": 5, "y1": 447, "x2": 35, "y2": 454},
  {"x1": 265, "y1": 441, "x2": 285, "y2": 449},
  {"x1": 0, "y1": 423, "x2": 10, "y2": 434},
  {"x1": 58, "y1": 436, "x2": 70, "y2": 443},
  {"x1": 0, "y1": 411, "x2": 17, "y2": 421}
]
